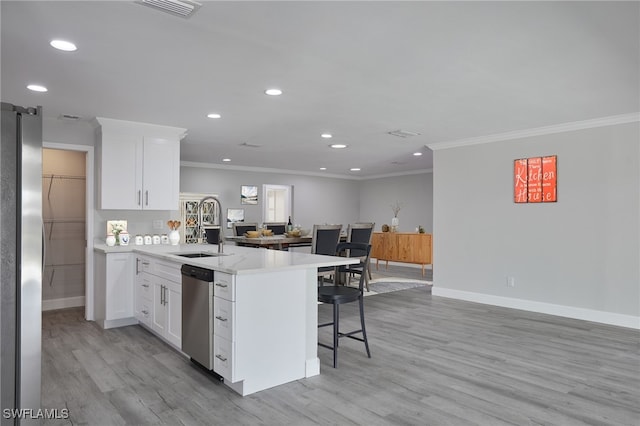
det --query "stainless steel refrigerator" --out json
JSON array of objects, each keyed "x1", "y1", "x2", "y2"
[{"x1": 1, "y1": 102, "x2": 43, "y2": 425}]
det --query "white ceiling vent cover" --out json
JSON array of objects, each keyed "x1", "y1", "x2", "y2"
[
  {"x1": 137, "y1": 0, "x2": 202, "y2": 18},
  {"x1": 388, "y1": 129, "x2": 421, "y2": 138}
]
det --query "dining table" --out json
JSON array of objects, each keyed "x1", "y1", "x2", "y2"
[{"x1": 226, "y1": 234, "x2": 347, "y2": 250}]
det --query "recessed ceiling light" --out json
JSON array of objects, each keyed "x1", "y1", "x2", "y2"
[
  {"x1": 350, "y1": 168, "x2": 361, "y2": 172},
  {"x1": 321, "y1": 133, "x2": 332, "y2": 139},
  {"x1": 27, "y1": 84, "x2": 47, "y2": 92},
  {"x1": 330, "y1": 144, "x2": 347, "y2": 149},
  {"x1": 319, "y1": 167, "x2": 327, "y2": 171},
  {"x1": 50, "y1": 39, "x2": 77, "y2": 52},
  {"x1": 222, "y1": 158, "x2": 231, "y2": 162},
  {"x1": 207, "y1": 113, "x2": 221, "y2": 119},
  {"x1": 265, "y1": 88, "x2": 282, "y2": 96},
  {"x1": 413, "y1": 152, "x2": 423, "y2": 156}
]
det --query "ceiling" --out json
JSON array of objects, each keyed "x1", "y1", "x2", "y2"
[{"x1": 2, "y1": 1, "x2": 638, "y2": 178}]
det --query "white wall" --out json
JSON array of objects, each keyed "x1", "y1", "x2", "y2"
[
  {"x1": 432, "y1": 122, "x2": 639, "y2": 327},
  {"x1": 359, "y1": 172, "x2": 433, "y2": 233},
  {"x1": 180, "y1": 164, "x2": 361, "y2": 235}
]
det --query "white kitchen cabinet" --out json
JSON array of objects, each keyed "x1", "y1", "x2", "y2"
[
  {"x1": 134, "y1": 256, "x2": 152, "y2": 327},
  {"x1": 133, "y1": 255, "x2": 182, "y2": 349},
  {"x1": 151, "y1": 277, "x2": 181, "y2": 348},
  {"x1": 95, "y1": 117, "x2": 186, "y2": 210},
  {"x1": 94, "y1": 251, "x2": 137, "y2": 329},
  {"x1": 213, "y1": 272, "x2": 237, "y2": 382}
]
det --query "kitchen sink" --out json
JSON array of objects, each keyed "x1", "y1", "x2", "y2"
[{"x1": 173, "y1": 252, "x2": 230, "y2": 258}]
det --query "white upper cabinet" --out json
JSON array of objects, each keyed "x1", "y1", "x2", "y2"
[{"x1": 95, "y1": 117, "x2": 186, "y2": 210}]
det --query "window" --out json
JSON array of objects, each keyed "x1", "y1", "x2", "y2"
[{"x1": 263, "y1": 184, "x2": 291, "y2": 222}]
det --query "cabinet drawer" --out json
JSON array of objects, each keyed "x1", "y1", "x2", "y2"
[
  {"x1": 136, "y1": 256, "x2": 152, "y2": 274},
  {"x1": 136, "y1": 299, "x2": 152, "y2": 327},
  {"x1": 137, "y1": 274, "x2": 152, "y2": 301},
  {"x1": 213, "y1": 272, "x2": 235, "y2": 301},
  {"x1": 153, "y1": 259, "x2": 181, "y2": 283},
  {"x1": 213, "y1": 334, "x2": 235, "y2": 382},
  {"x1": 213, "y1": 296, "x2": 234, "y2": 342}
]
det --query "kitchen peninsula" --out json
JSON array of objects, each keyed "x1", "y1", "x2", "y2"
[{"x1": 94, "y1": 243, "x2": 357, "y2": 396}]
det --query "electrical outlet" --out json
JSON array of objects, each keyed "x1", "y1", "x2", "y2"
[
  {"x1": 507, "y1": 276, "x2": 515, "y2": 287},
  {"x1": 153, "y1": 220, "x2": 163, "y2": 230}
]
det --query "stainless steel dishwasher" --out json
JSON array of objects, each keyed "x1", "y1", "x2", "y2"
[{"x1": 181, "y1": 264, "x2": 214, "y2": 370}]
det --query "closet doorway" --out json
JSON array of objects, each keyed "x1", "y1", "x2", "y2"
[{"x1": 42, "y1": 144, "x2": 94, "y2": 319}]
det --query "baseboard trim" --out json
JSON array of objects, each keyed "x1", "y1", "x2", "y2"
[
  {"x1": 98, "y1": 317, "x2": 138, "y2": 330},
  {"x1": 432, "y1": 287, "x2": 640, "y2": 330},
  {"x1": 42, "y1": 296, "x2": 85, "y2": 311}
]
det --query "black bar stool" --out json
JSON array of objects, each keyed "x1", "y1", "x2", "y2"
[{"x1": 318, "y1": 242, "x2": 372, "y2": 367}]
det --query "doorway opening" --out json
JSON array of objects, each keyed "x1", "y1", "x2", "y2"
[
  {"x1": 42, "y1": 148, "x2": 87, "y2": 310},
  {"x1": 262, "y1": 184, "x2": 292, "y2": 223},
  {"x1": 42, "y1": 143, "x2": 94, "y2": 319}
]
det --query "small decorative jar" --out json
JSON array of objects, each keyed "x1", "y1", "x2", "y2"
[
  {"x1": 152, "y1": 234, "x2": 161, "y2": 245},
  {"x1": 135, "y1": 234, "x2": 144, "y2": 245},
  {"x1": 161, "y1": 234, "x2": 169, "y2": 244},
  {"x1": 106, "y1": 234, "x2": 116, "y2": 247},
  {"x1": 144, "y1": 234, "x2": 152, "y2": 245},
  {"x1": 119, "y1": 231, "x2": 130, "y2": 246},
  {"x1": 169, "y1": 230, "x2": 180, "y2": 246}
]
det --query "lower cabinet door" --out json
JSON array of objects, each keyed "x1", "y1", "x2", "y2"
[
  {"x1": 165, "y1": 281, "x2": 182, "y2": 348},
  {"x1": 213, "y1": 334, "x2": 235, "y2": 382},
  {"x1": 152, "y1": 280, "x2": 166, "y2": 335}
]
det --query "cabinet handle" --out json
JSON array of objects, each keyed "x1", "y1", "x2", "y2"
[
  {"x1": 160, "y1": 285, "x2": 165, "y2": 305},
  {"x1": 138, "y1": 190, "x2": 141, "y2": 206},
  {"x1": 136, "y1": 258, "x2": 140, "y2": 274},
  {"x1": 215, "y1": 316, "x2": 228, "y2": 322},
  {"x1": 145, "y1": 190, "x2": 149, "y2": 206},
  {"x1": 215, "y1": 354, "x2": 227, "y2": 362},
  {"x1": 141, "y1": 310, "x2": 149, "y2": 315},
  {"x1": 142, "y1": 284, "x2": 149, "y2": 288},
  {"x1": 215, "y1": 282, "x2": 228, "y2": 288},
  {"x1": 163, "y1": 286, "x2": 168, "y2": 306}
]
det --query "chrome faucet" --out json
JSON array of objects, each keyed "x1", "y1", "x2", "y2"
[{"x1": 198, "y1": 196, "x2": 224, "y2": 253}]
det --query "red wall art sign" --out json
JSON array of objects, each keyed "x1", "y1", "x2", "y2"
[{"x1": 514, "y1": 155, "x2": 557, "y2": 203}]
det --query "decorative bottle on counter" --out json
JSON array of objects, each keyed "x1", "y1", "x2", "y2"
[
  {"x1": 169, "y1": 230, "x2": 180, "y2": 245},
  {"x1": 105, "y1": 234, "x2": 116, "y2": 247},
  {"x1": 287, "y1": 216, "x2": 293, "y2": 232}
]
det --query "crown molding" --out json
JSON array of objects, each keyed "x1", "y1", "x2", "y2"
[
  {"x1": 426, "y1": 112, "x2": 640, "y2": 151},
  {"x1": 181, "y1": 161, "x2": 432, "y2": 181},
  {"x1": 362, "y1": 168, "x2": 433, "y2": 180},
  {"x1": 180, "y1": 161, "x2": 361, "y2": 180}
]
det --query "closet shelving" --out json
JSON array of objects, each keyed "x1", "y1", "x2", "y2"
[{"x1": 42, "y1": 174, "x2": 86, "y2": 296}]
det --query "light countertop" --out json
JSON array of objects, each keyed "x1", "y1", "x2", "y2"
[{"x1": 94, "y1": 242, "x2": 358, "y2": 275}]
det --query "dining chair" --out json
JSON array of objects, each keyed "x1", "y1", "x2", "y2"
[
  {"x1": 311, "y1": 224, "x2": 342, "y2": 285},
  {"x1": 203, "y1": 226, "x2": 221, "y2": 245},
  {"x1": 263, "y1": 222, "x2": 286, "y2": 235},
  {"x1": 346, "y1": 222, "x2": 375, "y2": 290},
  {"x1": 318, "y1": 242, "x2": 372, "y2": 368},
  {"x1": 232, "y1": 223, "x2": 258, "y2": 236}
]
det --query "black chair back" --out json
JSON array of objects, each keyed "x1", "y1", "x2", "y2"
[
  {"x1": 346, "y1": 223, "x2": 374, "y2": 258},
  {"x1": 264, "y1": 223, "x2": 286, "y2": 235},
  {"x1": 233, "y1": 223, "x2": 258, "y2": 236},
  {"x1": 204, "y1": 227, "x2": 220, "y2": 244},
  {"x1": 311, "y1": 224, "x2": 342, "y2": 255}
]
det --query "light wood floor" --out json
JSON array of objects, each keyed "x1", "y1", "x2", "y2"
[{"x1": 42, "y1": 285, "x2": 639, "y2": 425}]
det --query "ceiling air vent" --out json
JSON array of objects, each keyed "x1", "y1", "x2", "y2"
[
  {"x1": 239, "y1": 142, "x2": 262, "y2": 148},
  {"x1": 387, "y1": 129, "x2": 421, "y2": 138},
  {"x1": 137, "y1": 0, "x2": 202, "y2": 18}
]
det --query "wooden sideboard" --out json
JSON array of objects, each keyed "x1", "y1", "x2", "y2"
[{"x1": 370, "y1": 232, "x2": 432, "y2": 276}]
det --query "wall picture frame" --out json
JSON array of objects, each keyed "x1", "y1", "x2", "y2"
[
  {"x1": 226, "y1": 208, "x2": 245, "y2": 228},
  {"x1": 241, "y1": 185, "x2": 258, "y2": 205}
]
